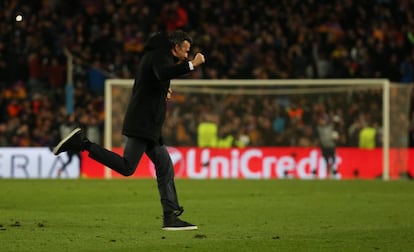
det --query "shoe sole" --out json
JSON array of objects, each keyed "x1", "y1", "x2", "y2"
[
  {"x1": 53, "y1": 128, "x2": 82, "y2": 155},
  {"x1": 162, "y1": 226, "x2": 198, "y2": 231}
]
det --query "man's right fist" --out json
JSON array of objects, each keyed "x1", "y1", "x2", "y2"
[{"x1": 191, "y1": 53, "x2": 205, "y2": 67}]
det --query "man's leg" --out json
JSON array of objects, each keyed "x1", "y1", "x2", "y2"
[
  {"x1": 330, "y1": 149, "x2": 337, "y2": 175},
  {"x1": 88, "y1": 137, "x2": 147, "y2": 176},
  {"x1": 146, "y1": 144, "x2": 180, "y2": 213},
  {"x1": 53, "y1": 128, "x2": 144, "y2": 176},
  {"x1": 146, "y1": 144, "x2": 197, "y2": 230}
]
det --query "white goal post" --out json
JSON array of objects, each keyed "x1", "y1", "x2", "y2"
[{"x1": 105, "y1": 78, "x2": 393, "y2": 180}]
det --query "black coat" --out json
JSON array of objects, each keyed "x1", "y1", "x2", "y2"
[{"x1": 122, "y1": 33, "x2": 192, "y2": 144}]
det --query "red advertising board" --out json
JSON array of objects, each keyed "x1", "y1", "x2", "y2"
[{"x1": 81, "y1": 147, "x2": 414, "y2": 180}]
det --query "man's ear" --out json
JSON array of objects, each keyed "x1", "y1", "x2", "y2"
[{"x1": 171, "y1": 44, "x2": 179, "y2": 56}]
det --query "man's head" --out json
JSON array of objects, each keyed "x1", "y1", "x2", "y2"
[{"x1": 168, "y1": 30, "x2": 192, "y2": 61}]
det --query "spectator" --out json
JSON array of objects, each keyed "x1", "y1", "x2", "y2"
[
  {"x1": 315, "y1": 117, "x2": 338, "y2": 177},
  {"x1": 161, "y1": 1, "x2": 189, "y2": 32},
  {"x1": 197, "y1": 113, "x2": 218, "y2": 147},
  {"x1": 0, "y1": 122, "x2": 8, "y2": 146},
  {"x1": 400, "y1": 55, "x2": 414, "y2": 83},
  {"x1": 359, "y1": 118, "x2": 379, "y2": 149},
  {"x1": 87, "y1": 60, "x2": 106, "y2": 95}
]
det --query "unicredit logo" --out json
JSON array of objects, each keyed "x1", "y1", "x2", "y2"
[{"x1": 161, "y1": 148, "x2": 342, "y2": 179}]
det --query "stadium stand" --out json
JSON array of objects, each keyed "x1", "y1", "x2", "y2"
[{"x1": 0, "y1": 0, "x2": 413, "y2": 147}]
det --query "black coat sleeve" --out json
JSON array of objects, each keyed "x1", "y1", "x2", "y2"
[{"x1": 152, "y1": 49, "x2": 192, "y2": 81}]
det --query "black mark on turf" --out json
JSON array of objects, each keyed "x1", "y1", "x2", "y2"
[
  {"x1": 194, "y1": 234, "x2": 207, "y2": 239},
  {"x1": 10, "y1": 221, "x2": 21, "y2": 227}
]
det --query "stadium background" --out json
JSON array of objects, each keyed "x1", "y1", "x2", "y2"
[{"x1": 1, "y1": 0, "x2": 414, "y2": 179}]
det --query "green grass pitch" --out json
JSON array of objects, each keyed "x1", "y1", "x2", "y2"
[{"x1": 1, "y1": 179, "x2": 413, "y2": 251}]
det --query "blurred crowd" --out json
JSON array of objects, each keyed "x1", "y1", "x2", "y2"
[{"x1": 1, "y1": 0, "x2": 414, "y2": 148}]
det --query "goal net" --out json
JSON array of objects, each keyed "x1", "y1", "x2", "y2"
[{"x1": 105, "y1": 79, "x2": 412, "y2": 180}]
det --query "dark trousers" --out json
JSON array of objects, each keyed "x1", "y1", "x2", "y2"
[
  {"x1": 321, "y1": 146, "x2": 336, "y2": 170},
  {"x1": 87, "y1": 137, "x2": 180, "y2": 213}
]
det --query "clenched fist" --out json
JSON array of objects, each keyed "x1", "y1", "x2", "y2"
[{"x1": 191, "y1": 53, "x2": 206, "y2": 67}]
